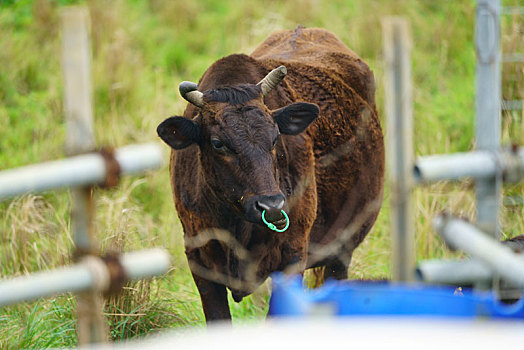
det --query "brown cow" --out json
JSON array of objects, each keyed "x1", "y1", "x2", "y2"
[{"x1": 157, "y1": 27, "x2": 385, "y2": 322}]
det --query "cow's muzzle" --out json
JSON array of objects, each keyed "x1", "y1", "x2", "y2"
[{"x1": 244, "y1": 193, "x2": 287, "y2": 229}]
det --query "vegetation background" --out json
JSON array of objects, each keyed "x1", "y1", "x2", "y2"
[{"x1": 0, "y1": 0, "x2": 522, "y2": 347}]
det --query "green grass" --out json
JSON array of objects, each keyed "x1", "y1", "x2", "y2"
[{"x1": 0, "y1": 0, "x2": 523, "y2": 347}]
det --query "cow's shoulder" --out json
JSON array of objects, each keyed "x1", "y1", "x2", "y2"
[{"x1": 251, "y1": 26, "x2": 356, "y2": 62}]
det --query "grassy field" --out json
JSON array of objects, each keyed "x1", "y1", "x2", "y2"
[{"x1": 1, "y1": 0, "x2": 523, "y2": 347}]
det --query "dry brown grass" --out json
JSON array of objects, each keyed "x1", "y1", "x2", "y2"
[
  {"x1": 0, "y1": 194, "x2": 72, "y2": 276},
  {"x1": 501, "y1": 8, "x2": 524, "y2": 146}
]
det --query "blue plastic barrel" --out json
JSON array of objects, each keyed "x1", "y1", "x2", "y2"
[{"x1": 268, "y1": 273, "x2": 524, "y2": 319}]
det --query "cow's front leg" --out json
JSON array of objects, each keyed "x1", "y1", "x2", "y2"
[{"x1": 192, "y1": 274, "x2": 231, "y2": 323}]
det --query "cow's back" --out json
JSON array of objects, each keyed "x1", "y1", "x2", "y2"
[
  {"x1": 251, "y1": 26, "x2": 354, "y2": 61},
  {"x1": 251, "y1": 26, "x2": 375, "y2": 107},
  {"x1": 252, "y1": 27, "x2": 384, "y2": 267}
]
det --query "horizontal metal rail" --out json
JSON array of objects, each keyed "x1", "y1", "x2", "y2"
[
  {"x1": 416, "y1": 259, "x2": 492, "y2": 285},
  {"x1": 433, "y1": 215, "x2": 524, "y2": 288},
  {"x1": 415, "y1": 151, "x2": 498, "y2": 183},
  {"x1": 414, "y1": 148, "x2": 524, "y2": 184},
  {"x1": 0, "y1": 248, "x2": 170, "y2": 306},
  {"x1": 417, "y1": 259, "x2": 523, "y2": 300},
  {"x1": 0, "y1": 143, "x2": 163, "y2": 200}
]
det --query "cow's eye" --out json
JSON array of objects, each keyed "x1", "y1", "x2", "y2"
[{"x1": 211, "y1": 139, "x2": 226, "y2": 152}]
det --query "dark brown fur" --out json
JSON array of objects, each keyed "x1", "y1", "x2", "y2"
[{"x1": 164, "y1": 27, "x2": 385, "y2": 322}]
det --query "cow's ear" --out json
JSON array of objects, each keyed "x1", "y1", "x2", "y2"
[
  {"x1": 157, "y1": 116, "x2": 200, "y2": 149},
  {"x1": 272, "y1": 102, "x2": 319, "y2": 135}
]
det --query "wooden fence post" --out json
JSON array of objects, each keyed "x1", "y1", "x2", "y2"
[
  {"x1": 383, "y1": 17, "x2": 415, "y2": 282},
  {"x1": 60, "y1": 7, "x2": 107, "y2": 344}
]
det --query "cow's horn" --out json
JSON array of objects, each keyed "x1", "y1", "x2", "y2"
[
  {"x1": 179, "y1": 81, "x2": 205, "y2": 107},
  {"x1": 257, "y1": 65, "x2": 287, "y2": 96}
]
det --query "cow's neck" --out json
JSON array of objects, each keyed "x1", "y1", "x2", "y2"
[{"x1": 198, "y1": 54, "x2": 265, "y2": 89}]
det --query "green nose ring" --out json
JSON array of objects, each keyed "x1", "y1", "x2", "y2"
[{"x1": 261, "y1": 209, "x2": 289, "y2": 233}]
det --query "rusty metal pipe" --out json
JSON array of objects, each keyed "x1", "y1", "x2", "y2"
[
  {"x1": 0, "y1": 248, "x2": 170, "y2": 306},
  {"x1": 0, "y1": 143, "x2": 163, "y2": 201}
]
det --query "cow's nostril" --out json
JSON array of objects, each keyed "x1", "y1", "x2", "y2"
[
  {"x1": 246, "y1": 194, "x2": 286, "y2": 224},
  {"x1": 274, "y1": 198, "x2": 285, "y2": 210},
  {"x1": 255, "y1": 200, "x2": 271, "y2": 212},
  {"x1": 255, "y1": 196, "x2": 284, "y2": 213},
  {"x1": 254, "y1": 196, "x2": 285, "y2": 225}
]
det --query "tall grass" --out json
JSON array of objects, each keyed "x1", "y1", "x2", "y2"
[{"x1": 0, "y1": 0, "x2": 523, "y2": 347}]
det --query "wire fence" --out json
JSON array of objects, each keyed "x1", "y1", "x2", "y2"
[{"x1": 1, "y1": 0, "x2": 523, "y2": 347}]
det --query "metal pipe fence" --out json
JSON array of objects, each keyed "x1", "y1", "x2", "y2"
[
  {"x1": 414, "y1": 148, "x2": 524, "y2": 184},
  {"x1": 0, "y1": 248, "x2": 170, "y2": 306},
  {"x1": 0, "y1": 143, "x2": 162, "y2": 200},
  {"x1": 474, "y1": 0, "x2": 502, "y2": 238},
  {"x1": 386, "y1": 0, "x2": 524, "y2": 296},
  {"x1": 1, "y1": 0, "x2": 521, "y2": 347},
  {"x1": 416, "y1": 259, "x2": 493, "y2": 286},
  {"x1": 0, "y1": 6, "x2": 169, "y2": 346},
  {"x1": 433, "y1": 215, "x2": 524, "y2": 288}
]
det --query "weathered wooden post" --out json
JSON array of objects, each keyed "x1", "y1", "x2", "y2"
[
  {"x1": 383, "y1": 17, "x2": 415, "y2": 282},
  {"x1": 60, "y1": 7, "x2": 107, "y2": 344}
]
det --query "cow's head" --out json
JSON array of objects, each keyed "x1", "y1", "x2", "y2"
[{"x1": 157, "y1": 66, "x2": 319, "y2": 230}]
